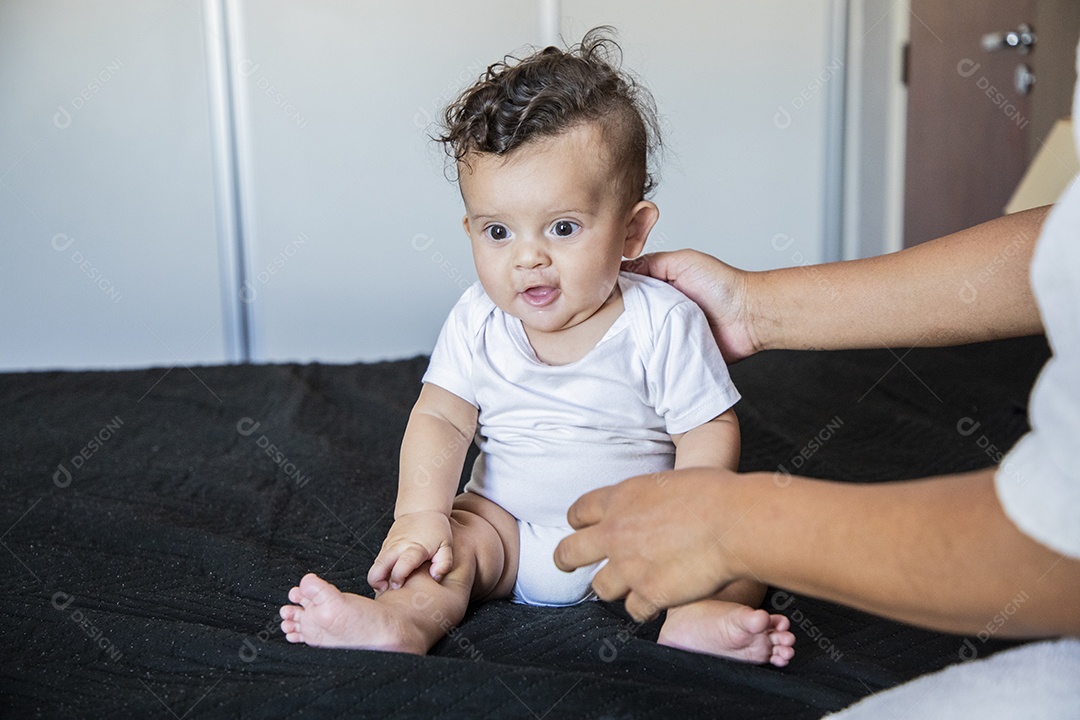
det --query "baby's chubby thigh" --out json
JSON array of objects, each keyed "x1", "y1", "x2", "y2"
[{"x1": 450, "y1": 492, "x2": 520, "y2": 601}]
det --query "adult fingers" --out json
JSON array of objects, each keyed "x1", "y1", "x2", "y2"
[
  {"x1": 623, "y1": 591, "x2": 664, "y2": 624},
  {"x1": 553, "y1": 526, "x2": 608, "y2": 572},
  {"x1": 622, "y1": 251, "x2": 672, "y2": 281},
  {"x1": 587, "y1": 563, "x2": 629, "y2": 602},
  {"x1": 565, "y1": 485, "x2": 612, "y2": 529}
]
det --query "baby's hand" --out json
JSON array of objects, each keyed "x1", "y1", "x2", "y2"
[{"x1": 367, "y1": 510, "x2": 453, "y2": 593}]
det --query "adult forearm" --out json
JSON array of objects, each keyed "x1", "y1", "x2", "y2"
[
  {"x1": 726, "y1": 468, "x2": 1080, "y2": 637},
  {"x1": 748, "y1": 206, "x2": 1048, "y2": 352}
]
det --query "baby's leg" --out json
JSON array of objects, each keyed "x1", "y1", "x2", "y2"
[
  {"x1": 658, "y1": 579, "x2": 796, "y2": 667},
  {"x1": 279, "y1": 493, "x2": 519, "y2": 653}
]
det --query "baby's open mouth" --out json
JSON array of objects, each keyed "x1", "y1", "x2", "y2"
[{"x1": 521, "y1": 286, "x2": 559, "y2": 307}]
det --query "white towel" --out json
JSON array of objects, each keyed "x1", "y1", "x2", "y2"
[{"x1": 826, "y1": 638, "x2": 1080, "y2": 720}]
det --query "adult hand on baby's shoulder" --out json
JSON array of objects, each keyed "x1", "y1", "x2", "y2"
[
  {"x1": 367, "y1": 510, "x2": 454, "y2": 593},
  {"x1": 623, "y1": 250, "x2": 758, "y2": 363},
  {"x1": 555, "y1": 467, "x2": 742, "y2": 622}
]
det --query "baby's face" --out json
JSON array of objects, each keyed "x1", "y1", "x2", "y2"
[{"x1": 459, "y1": 124, "x2": 650, "y2": 338}]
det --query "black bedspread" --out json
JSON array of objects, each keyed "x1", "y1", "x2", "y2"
[{"x1": 0, "y1": 336, "x2": 1050, "y2": 719}]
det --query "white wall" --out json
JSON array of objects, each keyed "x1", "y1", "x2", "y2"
[
  {"x1": 1, "y1": 1, "x2": 847, "y2": 370},
  {"x1": 560, "y1": 1, "x2": 840, "y2": 272},
  {"x1": 236, "y1": 0, "x2": 538, "y2": 364}
]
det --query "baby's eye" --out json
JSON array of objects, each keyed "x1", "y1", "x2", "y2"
[
  {"x1": 485, "y1": 224, "x2": 510, "y2": 242},
  {"x1": 551, "y1": 220, "x2": 579, "y2": 238}
]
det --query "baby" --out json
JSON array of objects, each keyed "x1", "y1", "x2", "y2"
[{"x1": 280, "y1": 28, "x2": 795, "y2": 667}]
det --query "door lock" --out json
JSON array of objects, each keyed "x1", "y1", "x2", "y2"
[{"x1": 982, "y1": 23, "x2": 1036, "y2": 54}]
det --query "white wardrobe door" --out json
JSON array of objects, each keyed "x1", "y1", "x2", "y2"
[{"x1": 0, "y1": 0, "x2": 228, "y2": 371}]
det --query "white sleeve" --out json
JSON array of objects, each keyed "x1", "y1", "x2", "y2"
[
  {"x1": 421, "y1": 284, "x2": 482, "y2": 408},
  {"x1": 646, "y1": 300, "x2": 741, "y2": 435},
  {"x1": 995, "y1": 175, "x2": 1080, "y2": 559}
]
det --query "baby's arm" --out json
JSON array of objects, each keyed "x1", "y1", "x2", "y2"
[
  {"x1": 671, "y1": 409, "x2": 766, "y2": 607},
  {"x1": 367, "y1": 383, "x2": 477, "y2": 592},
  {"x1": 671, "y1": 408, "x2": 739, "y2": 472}
]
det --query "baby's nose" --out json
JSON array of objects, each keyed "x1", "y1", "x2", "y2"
[{"x1": 513, "y1": 239, "x2": 551, "y2": 269}]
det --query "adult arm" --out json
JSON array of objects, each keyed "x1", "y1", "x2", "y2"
[
  {"x1": 670, "y1": 409, "x2": 764, "y2": 608},
  {"x1": 555, "y1": 467, "x2": 1080, "y2": 637},
  {"x1": 627, "y1": 205, "x2": 1050, "y2": 362}
]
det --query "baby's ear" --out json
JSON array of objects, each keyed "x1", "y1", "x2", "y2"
[
  {"x1": 461, "y1": 214, "x2": 471, "y2": 237},
  {"x1": 623, "y1": 201, "x2": 659, "y2": 259}
]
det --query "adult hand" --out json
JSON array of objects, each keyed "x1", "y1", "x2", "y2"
[
  {"x1": 554, "y1": 467, "x2": 747, "y2": 622},
  {"x1": 625, "y1": 250, "x2": 757, "y2": 363}
]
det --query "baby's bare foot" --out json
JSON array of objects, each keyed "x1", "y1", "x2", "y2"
[
  {"x1": 658, "y1": 600, "x2": 796, "y2": 667},
  {"x1": 279, "y1": 573, "x2": 426, "y2": 653}
]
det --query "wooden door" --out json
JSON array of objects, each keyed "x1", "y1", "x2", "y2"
[{"x1": 903, "y1": 0, "x2": 1080, "y2": 247}]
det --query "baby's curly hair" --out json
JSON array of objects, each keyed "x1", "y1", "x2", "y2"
[{"x1": 438, "y1": 27, "x2": 661, "y2": 205}]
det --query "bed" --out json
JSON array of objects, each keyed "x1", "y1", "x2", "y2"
[{"x1": 0, "y1": 335, "x2": 1049, "y2": 718}]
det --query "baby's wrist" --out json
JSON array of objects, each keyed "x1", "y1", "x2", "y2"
[{"x1": 393, "y1": 507, "x2": 450, "y2": 521}]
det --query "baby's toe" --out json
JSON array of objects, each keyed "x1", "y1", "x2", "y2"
[
  {"x1": 288, "y1": 586, "x2": 304, "y2": 604},
  {"x1": 768, "y1": 613, "x2": 790, "y2": 632},
  {"x1": 771, "y1": 643, "x2": 795, "y2": 666},
  {"x1": 770, "y1": 630, "x2": 796, "y2": 647}
]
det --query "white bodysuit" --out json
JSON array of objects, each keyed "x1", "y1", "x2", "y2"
[{"x1": 423, "y1": 271, "x2": 740, "y2": 605}]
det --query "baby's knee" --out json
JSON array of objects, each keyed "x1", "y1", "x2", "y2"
[{"x1": 449, "y1": 508, "x2": 503, "y2": 560}]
